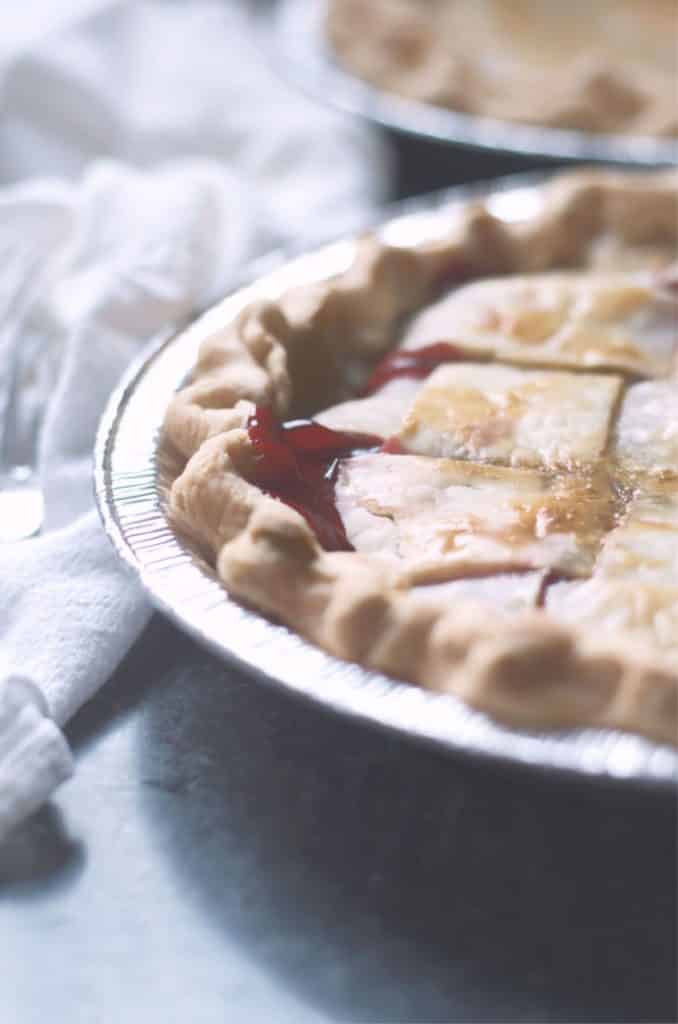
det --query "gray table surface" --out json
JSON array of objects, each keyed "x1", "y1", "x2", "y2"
[
  {"x1": 2, "y1": 615, "x2": 676, "y2": 1024},
  {"x1": 1, "y1": 138, "x2": 676, "y2": 1023}
]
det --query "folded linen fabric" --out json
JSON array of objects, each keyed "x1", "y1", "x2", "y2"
[{"x1": 0, "y1": 0, "x2": 385, "y2": 840}]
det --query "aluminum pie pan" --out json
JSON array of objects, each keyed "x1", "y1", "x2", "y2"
[
  {"x1": 94, "y1": 176, "x2": 678, "y2": 790},
  {"x1": 269, "y1": 0, "x2": 678, "y2": 169}
]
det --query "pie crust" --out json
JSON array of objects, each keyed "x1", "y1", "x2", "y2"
[
  {"x1": 326, "y1": 0, "x2": 678, "y2": 138},
  {"x1": 165, "y1": 170, "x2": 678, "y2": 746}
]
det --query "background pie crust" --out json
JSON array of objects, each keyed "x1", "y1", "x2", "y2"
[
  {"x1": 165, "y1": 170, "x2": 678, "y2": 745},
  {"x1": 326, "y1": 0, "x2": 678, "y2": 138}
]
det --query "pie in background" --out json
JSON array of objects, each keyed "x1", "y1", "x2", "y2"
[
  {"x1": 165, "y1": 170, "x2": 678, "y2": 746},
  {"x1": 326, "y1": 0, "x2": 678, "y2": 137}
]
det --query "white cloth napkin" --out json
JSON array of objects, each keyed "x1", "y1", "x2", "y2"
[{"x1": 0, "y1": 0, "x2": 385, "y2": 840}]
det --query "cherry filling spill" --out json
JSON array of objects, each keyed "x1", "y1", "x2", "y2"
[
  {"x1": 246, "y1": 407, "x2": 382, "y2": 551},
  {"x1": 246, "y1": 343, "x2": 465, "y2": 550},
  {"x1": 362, "y1": 341, "x2": 463, "y2": 395}
]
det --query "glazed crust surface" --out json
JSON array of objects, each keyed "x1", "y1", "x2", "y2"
[{"x1": 165, "y1": 170, "x2": 678, "y2": 746}]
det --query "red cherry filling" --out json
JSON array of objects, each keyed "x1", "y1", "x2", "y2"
[
  {"x1": 246, "y1": 407, "x2": 382, "y2": 551},
  {"x1": 362, "y1": 341, "x2": 463, "y2": 395},
  {"x1": 246, "y1": 342, "x2": 466, "y2": 550}
]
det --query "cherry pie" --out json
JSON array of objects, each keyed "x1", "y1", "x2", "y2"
[
  {"x1": 165, "y1": 170, "x2": 678, "y2": 745},
  {"x1": 327, "y1": 0, "x2": 678, "y2": 137}
]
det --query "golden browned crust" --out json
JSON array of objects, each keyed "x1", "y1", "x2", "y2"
[
  {"x1": 165, "y1": 170, "x2": 678, "y2": 746},
  {"x1": 326, "y1": 0, "x2": 678, "y2": 138}
]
